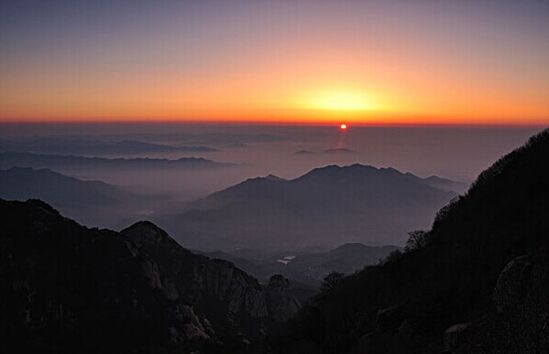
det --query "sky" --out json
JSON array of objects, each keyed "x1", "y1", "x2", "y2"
[{"x1": 1, "y1": 0, "x2": 548, "y2": 125}]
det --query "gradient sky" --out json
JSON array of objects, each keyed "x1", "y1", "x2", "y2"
[{"x1": 1, "y1": 0, "x2": 548, "y2": 124}]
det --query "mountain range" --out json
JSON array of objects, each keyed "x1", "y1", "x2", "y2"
[
  {"x1": 0, "y1": 137, "x2": 216, "y2": 156},
  {"x1": 0, "y1": 151, "x2": 245, "y2": 201},
  {"x1": 160, "y1": 164, "x2": 457, "y2": 252},
  {"x1": 1, "y1": 129, "x2": 547, "y2": 353},
  {"x1": 0, "y1": 167, "x2": 152, "y2": 228},
  {"x1": 271, "y1": 128, "x2": 549, "y2": 353},
  {"x1": 0, "y1": 151, "x2": 232, "y2": 171}
]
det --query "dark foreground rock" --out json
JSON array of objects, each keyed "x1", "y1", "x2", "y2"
[
  {"x1": 0, "y1": 199, "x2": 300, "y2": 354},
  {"x1": 268, "y1": 129, "x2": 549, "y2": 353}
]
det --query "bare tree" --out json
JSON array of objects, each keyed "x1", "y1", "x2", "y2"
[{"x1": 405, "y1": 230, "x2": 430, "y2": 252}]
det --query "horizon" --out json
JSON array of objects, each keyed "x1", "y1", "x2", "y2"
[{"x1": 0, "y1": 120, "x2": 548, "y2": 128}]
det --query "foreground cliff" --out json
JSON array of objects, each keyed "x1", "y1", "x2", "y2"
[
  {"x1": 0, "y1": 200, "x2": 299, "y2": 354},
  {"x1": 270, "y1": 128, "x2": 549, "y2": 353}
]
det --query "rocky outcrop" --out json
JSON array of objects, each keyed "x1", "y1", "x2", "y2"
[
  {"x1": 452, "y1": 253, "x2": 549, "y2": 353},
  {"x1": 443, "y1": 322, "x2": 470, "y2": 352},
  {"x1": 375, "y1": 305, "x2": 406, "y2": 331},
  {"x1": 265, "y1": 275, "x2": 301, "y2": 322},
  {"x1": 489, "y1": 253, "x2": 549, "y2": 352},
  {"x1": 345, "y1": 305, "x2": 436, "y2": 354},
  {"x1": 493, "y1": 255, "x2": 534, "y2": 314},
  {"x1": 121, "y1": 221, "x2": 270, "y2": 333}
]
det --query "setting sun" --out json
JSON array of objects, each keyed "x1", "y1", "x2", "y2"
[{"x1": 340, "y1": 123, "x2": 348, "y2": 130}]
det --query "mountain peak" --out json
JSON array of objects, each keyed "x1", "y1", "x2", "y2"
[
  {"x1": 26, "y1": 198, "x2": 61, "y2": 216},
  {"x1": 295, "y1": 163, "x2": 399, "y2": 182},
  {"x1": 121, "y1": 221, "x2": 178, "y2": 248},
  {"x1": 264, "y1": 174, "x2": 285, "y2": 181}
]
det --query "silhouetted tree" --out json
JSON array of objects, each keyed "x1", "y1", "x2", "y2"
[{"x1": 405, "y1": 230, "x2": 430, "y2": 252}]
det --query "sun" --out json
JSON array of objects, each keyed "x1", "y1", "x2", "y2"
[{"x1": 340, "y1": 123, "x2": 348, "y2": 130}]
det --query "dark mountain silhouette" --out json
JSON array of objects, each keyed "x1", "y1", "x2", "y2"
[
  {"x1": 0, "y1": 137, "x2": 216, "y2": 156},
  {"x1": 161, "y1": 164, "x2": 455, "y2": 252},
  {"x1": 0, "y1": 167, "x2": 148, "y2": 228},
  {"x1": 269, "y1": 129, "x2": 549, "y2": 353},
  {"x1": 0, "y1": 199, "x2": 301, "y2": 354}
]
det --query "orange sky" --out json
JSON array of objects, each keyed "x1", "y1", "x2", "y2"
[{"x1": 1, "y1": 1, "x2": 548, "y2": 125}]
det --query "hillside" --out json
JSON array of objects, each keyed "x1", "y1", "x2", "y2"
[
  {"x1": 161, "y1": 164, "x2": 455, "y2": 252},
  {"x1": 0, "y1": 200, "x2": 300, "y2": 354},
  {"x1": 270, "y1": 129, "x2": 549, "y2": 353}
]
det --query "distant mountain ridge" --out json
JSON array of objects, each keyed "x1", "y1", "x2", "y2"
[
  {"x1": 0, "y1": 167, "x2": 146, "y2": 228},
  {"x1": 161, "y1": 164, "x2": 456, "y2": 252},
  {"x1": 0, "y1": 151, "x2": 233, "y2": 171},
  {"x1": 0, "y1": 150, "x2": 251, "y2": 203},
  {"x1": 0, "y1": 137, "x2": 216, "y2": 156},
  {"x1": 421, "y1": 174, "x2": 468, "y2": 193},
  {"x1": 0, "y1": 166, "x2": 130, "y2": 205}
]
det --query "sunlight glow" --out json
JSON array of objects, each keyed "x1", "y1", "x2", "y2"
[{"x1": 300, "y1": 89, "x2": 378, "y2": 112}]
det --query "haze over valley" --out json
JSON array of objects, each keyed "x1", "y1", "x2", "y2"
[{"x1": 1, "y1": 124, "x2": 539, "y2": 252}]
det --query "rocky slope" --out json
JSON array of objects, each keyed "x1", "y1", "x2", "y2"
[
  {"x1": 0, "y1": 200, "x2": 300, "y2": 354},
  {"x1": 269, "y1": 128, "x2": 549, "y2": 353}
]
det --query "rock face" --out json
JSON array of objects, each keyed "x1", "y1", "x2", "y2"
[
  {"x1": 444, "y1": 252, "x2": 549, "y2": 354},
  {"x1": 483, "y1": 253, "x2": 549, "y2": 353},
  {"x1": 264, "y1": 275, "x2": 301, "y2": 322},
  {"x1": 492, "y1": 255, "x2": 533, "y2": 314},
  {"x1": 121, "y1": 221, "x2": 270, "y2": 335},
  {"x1": 0, "y1": 199, "x2": 301, "y2": 354},
  {"x1": 443, "y1": 323, "x2": 471, "y2": 352}
]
